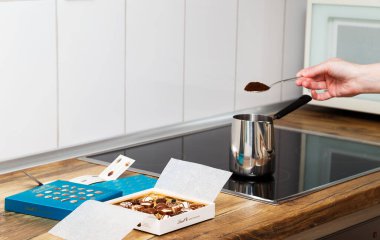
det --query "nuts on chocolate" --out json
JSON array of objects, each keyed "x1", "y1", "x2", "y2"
[
  {"x1": 120, "y1": 201, "x2": 133, "y2": 208},
  {"x1": 117, "y1": 192, "x2": 205, "y2": 220}
]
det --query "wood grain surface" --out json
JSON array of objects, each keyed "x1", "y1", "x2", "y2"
[
  {"x1": 1, "y1": 105, "x2": 380, "y2": 240},
  {"x1": 276, "y1": 105, "x2": 380, "y2": 144}
]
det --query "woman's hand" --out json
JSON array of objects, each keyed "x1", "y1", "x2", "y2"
[{"x1": 296, "y1": 58, "x2": 380, "y2": 100}]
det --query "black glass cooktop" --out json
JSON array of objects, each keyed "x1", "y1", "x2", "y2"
[{"x1": 87, "y1": 126, "x2": 380, "y2": 204}]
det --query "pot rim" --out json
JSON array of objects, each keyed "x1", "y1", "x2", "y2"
[{"x1": 232, "y1": 114, "x2": 273, "y2": 123}]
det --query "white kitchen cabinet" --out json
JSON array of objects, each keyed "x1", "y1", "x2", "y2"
[
  {"x1": 58, "y1": 0, "x2": 125, "y2": 147},
  {"x1": 305, "y1": 0, "x2": 380, "y2": 115},
  {"x1": 0, "y1": 0, "x2": 57, "y2": 161},
  {"x1": 125, "y1": 0, "x2": 184, "y2": 134},
  {"x1": 281, "y1": 0, "x2": 307, "y2": 101},
  {"x1": 235, "y1": 0, "x2": 285, "y2": 110},
  {"x1": 322, "y1": 216, "x2": 380, "y2": 240},
  {"x1": 184, "y1": 0, "x2": 237, "y2": 121}
]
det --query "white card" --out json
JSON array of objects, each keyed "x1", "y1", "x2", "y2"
[
  {"x1": 49, "y1": 200, "x2": 147, "y2": 240},
  {"x1": 98, "y1": 155, "x2": 135, "y2": 181},
  {"x1": 70, "y1": 155, "x2": 135, "y2": 184}
]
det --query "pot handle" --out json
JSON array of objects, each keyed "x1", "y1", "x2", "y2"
[{"x1": 273, "y1": 95, "x2": 312, "y2": 120}]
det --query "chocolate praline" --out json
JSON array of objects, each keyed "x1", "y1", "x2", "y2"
[
  {"x1": 156, "y1": 198, "x2": 166, "y2": 204},
  {"x1": 158, "y1": 208, "x2": 174, "y2": 215},
  {"x1": 155, "y1": 203, "x2": 168, "y2": 209},
  {"x1": 140, "y1": 201, "x2": 154, "y2": 208},
  {"x1": 142, "y1": 208, "x2": 158, "y2": 214},
  {"x1": 172, "y1": 205, "x2": 183, "y2": 214},
  {"x1": 189, "y1": 203, "x2": 204, "y2": 210},
  {"x1": 143, "y1": 196, "x2": 154, "y2": 202},
  {"x1": 132, "y1": 205, "x2": 145, "y2": 211}
]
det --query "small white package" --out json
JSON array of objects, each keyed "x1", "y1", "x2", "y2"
[
  {"x1": 70, "y1": 155, "x2": 135, "y2": 185},
  {"x1": 107, "y1": 158, "x2": 232, "y2": 235}
]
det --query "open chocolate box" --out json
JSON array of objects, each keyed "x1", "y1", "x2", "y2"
[{"x1": 107, "y1": 158, "x2": 232, "y2": 235}]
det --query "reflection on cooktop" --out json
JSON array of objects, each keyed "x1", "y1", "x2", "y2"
[{"x1": 88, "y1": 126, "x2": 380, "y2": 204}]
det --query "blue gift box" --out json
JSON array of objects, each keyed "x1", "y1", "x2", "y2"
[{"x1": 5, "y1": 180, "x2": 122, "y2": 220}]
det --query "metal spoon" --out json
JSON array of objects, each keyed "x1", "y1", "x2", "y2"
[{"x1": 244, "y1": 76, "x2": 299, "y2": 92}]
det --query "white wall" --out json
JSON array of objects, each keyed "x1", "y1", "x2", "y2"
[{"x1": 0, "y1": 0, "x2": 307, "y2": 162}]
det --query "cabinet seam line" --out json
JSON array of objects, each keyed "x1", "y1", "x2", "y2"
[
  {"x1": 124, "y1": 0, "x2": 127, "y2": 134},
  {"x1": 280, "y1": 0, "x2": 288, "y2": 101},
  {"x1": 56, "y1": 0, "x2": 60, "y2": 148},
  {"x1": 233, "y1": 0, "x2": 239, "y2": 111},
  {"x1": 182, "y1": 0, "x2": 187, "y2": 122}
]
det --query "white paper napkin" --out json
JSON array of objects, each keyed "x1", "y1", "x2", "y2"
[{"x1": 49, "y1": 200, "x2": 147, "y2": 240}]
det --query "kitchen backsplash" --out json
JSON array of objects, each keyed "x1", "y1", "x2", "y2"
[{"x1": 0, "y1": 0, "x2": 306, "y2": 162}]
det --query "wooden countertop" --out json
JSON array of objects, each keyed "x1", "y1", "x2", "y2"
[{"x1": 1, "y1": 105, "x2": 380, "y2": 240}]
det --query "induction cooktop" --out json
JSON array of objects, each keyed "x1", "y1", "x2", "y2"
[{"x1": 85, "y1": 125, "x2": 380, "y2": 204}]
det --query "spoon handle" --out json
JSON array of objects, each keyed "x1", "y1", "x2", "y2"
[
  {"x1": 272, "y1": 95, "x2": 312, "y2": 120},
  {"x1": 269, "y1": 76, "x2": 299, "y2": 87}
]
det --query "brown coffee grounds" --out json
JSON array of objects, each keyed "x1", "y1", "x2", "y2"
[{"x1": 244, "y1": 82, "x2": 270, "y2": 92}]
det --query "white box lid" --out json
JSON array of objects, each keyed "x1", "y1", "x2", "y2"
[
  {"x1": 155, "y1": 158, "x2": 232, "y2": 202},
  {"x1": 49, "y1": 200, "x2": 147, "y2": 240}
]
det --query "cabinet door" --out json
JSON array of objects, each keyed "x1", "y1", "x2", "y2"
[
  {"x1": 184, "y1": 0, "x2": 237, "y2": 121},
  {"x1": 58, "y1": 0, "x2": 125, "y2": 147},
  {"x1": 235, "y1": 0, "x2": 285, "y2": 110},
  {"x1": 322, "y1": 217, "x2": 380, "y2": 240},
  {"x1": 125, "y1": 0, "x2": 184, "y2": 134},
  {"x1": 305, "y1": 1, "x2": 380, "y2": 114},
  {"x1": 281, "y1": 0, "x2": 307, "y2": 101},
  {"x1": 0, "y1": 0, "x2": 57, "y2": 161}
]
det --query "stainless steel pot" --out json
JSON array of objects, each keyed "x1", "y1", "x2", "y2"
[
  {"x1": 230, "y1": 95, "x2": 312, "y2": 177},
  {"x1": 227, "y1": 174, "x2": 275, "y2": 199}
]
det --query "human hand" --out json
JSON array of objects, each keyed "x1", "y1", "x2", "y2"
[{"x1": 295, "y1": 58, "x2": 364, "y2": 100}]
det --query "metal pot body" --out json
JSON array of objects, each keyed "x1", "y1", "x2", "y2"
[
  {"x1": 230, "y1": 114, "x2": 275, "y2": 177},
  {"x1": 227, "y1": 175, "x2": 275, "y2": 199}
]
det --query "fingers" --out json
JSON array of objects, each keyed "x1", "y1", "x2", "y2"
[
  {"x1": 303, "y1": 80, "x2": 327, "y2": 90},
  {"x1": 311, "y1": 90, "x2": 332, "y2": 101},
  {"x1": 296, "y1": 77, "x2": 327, "y2": 90},
  {"x1": 298, "y1": 78, "x2": 332, "y2": 100},
  {"x1": 296, "y1": 58, "x2": 346, "y2": 101}
]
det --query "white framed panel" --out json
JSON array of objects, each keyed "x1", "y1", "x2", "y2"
[
  {"x1": 235, "y1": 0, "x2": 285, "y2": 110},
  {"x1": 58, "y1": 0, "x2": 125, "y2": 147},
  {"x1": 125, "y1": 0, "x2": 184, "y2": 134},
  {"x1": 304, "y1": 0, "x2": 380, "y2": 114},
  {"x1": 0, "y1": 0, "x2": 57, "y2": 161},
  {"x1": 184, "y1": 0, "x2": 237, "y2": 121}
]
